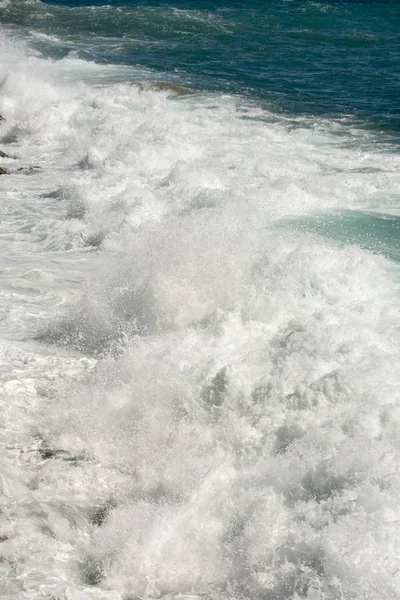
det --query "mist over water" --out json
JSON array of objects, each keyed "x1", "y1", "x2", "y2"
[{"x1": 0, "y1": 1, "x2": 400, "y2": 599}]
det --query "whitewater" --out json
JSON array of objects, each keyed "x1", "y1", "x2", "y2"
[{"x1": 1, "y1": 11, "x2": 400, "y2": 600}]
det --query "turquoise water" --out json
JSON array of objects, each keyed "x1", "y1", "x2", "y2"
[
  {"x1": 1, "y1": 2, "x2": 400, "y2": 599},
  {"x1": 273, "y1": 210, "x2": 400, "y2": 262}
]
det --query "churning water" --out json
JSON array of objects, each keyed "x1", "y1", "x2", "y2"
[{"x1": 0, "y1": 1, "x2": 400, "y2": 599}]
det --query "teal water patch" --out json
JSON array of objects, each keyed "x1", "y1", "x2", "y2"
[{"x1": 272, "y1": 210, "x2": 400, "y2": 262}]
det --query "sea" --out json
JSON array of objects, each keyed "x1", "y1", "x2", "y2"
[{"x1": 0, "y1": 1, "x2": 399, "y2": 599}]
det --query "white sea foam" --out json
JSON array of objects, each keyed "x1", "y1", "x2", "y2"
[{"x1": 0, "y1": 32, "x2": 400, "y2": 600}]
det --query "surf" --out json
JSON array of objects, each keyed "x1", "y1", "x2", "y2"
[{"x1": 0, "y1": 2, "x2": 400, "y2": 599}]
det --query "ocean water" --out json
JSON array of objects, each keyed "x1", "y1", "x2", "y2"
[{"x1": 0, "y1": 1, "x2": 400, "y2": 599}]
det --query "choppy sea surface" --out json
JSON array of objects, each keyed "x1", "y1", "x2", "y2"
[{"x1": 0, "y1": 1, "x2": 400, "y2": 599}]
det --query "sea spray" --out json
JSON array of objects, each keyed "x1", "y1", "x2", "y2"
[{"x1": 0, "y1": 2, "x2": 399, "y2": 598}]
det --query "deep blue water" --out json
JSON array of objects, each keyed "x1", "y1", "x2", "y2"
[{"x1": 2, "y1": 0, "x2": 399, "y2": 135}]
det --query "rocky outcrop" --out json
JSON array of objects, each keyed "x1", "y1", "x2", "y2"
[{"x1": 0, "y1": 167, "x2": 8, "y2": 175}]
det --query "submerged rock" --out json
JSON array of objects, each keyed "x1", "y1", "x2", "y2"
[
  {"x1": 140, "y1": 81, "x2": 196, "y2": 97},
  {"x1": 0, "y1": 115, "x2": 4, "y2": 122}
]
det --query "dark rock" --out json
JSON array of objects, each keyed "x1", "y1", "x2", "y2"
[
  {"x1": 0, "y1": 115, "x2": 5, "y2": 123},
  {"x1": 0, "y1": 167, "x2": 8, "y2": 175},
  {"x1": 0, "y1": 150, "x2": 16, "y2": 159},
  {"x1": 16, "y1": 166, "x2": 41, "y2": 175}
]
